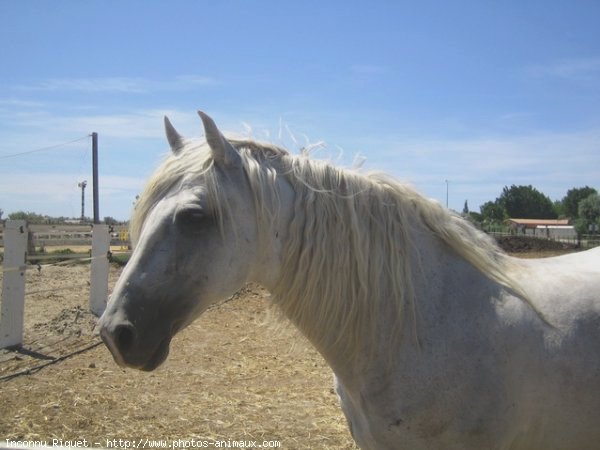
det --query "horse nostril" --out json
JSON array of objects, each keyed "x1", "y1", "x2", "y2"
[{"x1": 115, "y1": 323, "x2": 136, "y2": 353}]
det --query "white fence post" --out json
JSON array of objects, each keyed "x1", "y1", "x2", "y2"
[
  {"x1": 0, "y1": 220, "x2": 28, "y2": 348},
  {"x1": 90, "y1": 224, "x2": 110, "y2": 316}
]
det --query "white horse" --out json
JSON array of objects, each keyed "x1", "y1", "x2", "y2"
[{"x1": 99, "y1": 111, "x2": 600, "y2": 450}]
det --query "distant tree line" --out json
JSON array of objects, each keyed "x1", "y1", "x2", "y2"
[
  {"x1": 466, "y1": 185, "x2": 600, "y2": 235},
  {"x1": 0, "y1": 210, "x2": 125, "y2": 226}
]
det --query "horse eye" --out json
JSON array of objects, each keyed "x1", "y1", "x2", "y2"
[{"x1": 176, "y1": 208, "x2": 206, "y2": 227}]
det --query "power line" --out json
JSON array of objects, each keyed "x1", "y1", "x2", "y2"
[{"x1": 0, "y1": 135, "x2": 90, "y2": 160}]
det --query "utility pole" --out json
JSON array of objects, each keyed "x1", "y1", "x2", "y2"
[
  {"x1": 78, "y1": 180, "x2": 87, "y2": 222},
  {"x1": 92, "y1": 132, "x2": 99, "y2": 224}
]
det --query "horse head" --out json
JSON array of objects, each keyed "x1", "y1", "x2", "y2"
[{"x1": 98, "y1": 112, "x2": 291, "y2": 370}]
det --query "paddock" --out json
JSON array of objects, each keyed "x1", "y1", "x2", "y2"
[{"x1": 0, "y1": 263, "x2": 356, "y2": 449}]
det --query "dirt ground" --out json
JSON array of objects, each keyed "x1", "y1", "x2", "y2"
[
  {"x1": 0, "y1": 263, "x2": 356, "y2": 449},
  {"x1": 0, "y1": 244, "x2": 581, "y2": 449}
]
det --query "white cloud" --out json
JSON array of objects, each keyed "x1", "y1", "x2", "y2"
[
  {"x1": 13, "y1": 75, "x2": 217, "y2": 94},
  {"x1": 371, "y1": 127, "x2": 600, "y2": 210},
  {"x1": 0, "y1": 172, "x2": 145, "y2": 219},
  {"x1": 2, "y1": 100, "x2": 599, "y2": 216},
  {"x1": 0, "y1": 107, "x2": 200, "y2": 142},
  {"x1": 525, "y1": 57, "x2": 600, "y2": 82},
  {"x1": 0, "y1": 98, "x2": 46, "y2": 108},
  {"x1": 0, "y1": 104, "x2": 260, "y2": 150},
  {"x1": 386, "y1": 128, "x2": 600, "y2": 174},
  {"x1": 0, "y1": 172, "x2": 144, "y2": 197},
  {"x1": 0, "y1": 106, "x2": 222, "y2": 218},
  {"x1": 101, "y1": 175, "x2": 147, "y2": 195}
]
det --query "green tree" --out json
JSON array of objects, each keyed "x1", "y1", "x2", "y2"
[
  {"x1": 7, "y1": 211, "x2": 46, "y2": 223},
  {"x1": 104, "y1": 216, "x2": 119, "y2": 225},
  {"x1": 553, "y1": 200, "x2": 566, "y2": 218},
  {"x1": 561, "y1": 186, "x2": 598, "y2": 219},
  {"x1": 462, "y1": 200, "x2": 469, "y2": 215},
  {"x1": 480, "y1": 201, "x2": 507, "y2": 223},
  {"x1": 578, "y1": 193, "x2": 600, "y2": 233},
  {"x1": 498, "y1": 185, "x2": 557, "y2": 219},
  {"x1": 466, "y1": 211, "x2": 483, "y2": 226}
]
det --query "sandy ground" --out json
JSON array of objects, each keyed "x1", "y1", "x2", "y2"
[{"x1": 0, "y1": 263, "x2": 356, "y2": 449}]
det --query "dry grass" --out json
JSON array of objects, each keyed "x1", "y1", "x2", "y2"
[{"x1": 0, "y1": 264, "x2": 356, "y2": 449}]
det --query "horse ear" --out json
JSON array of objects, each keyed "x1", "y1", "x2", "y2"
[
  {"x1": 198, "y1": 111, "x2": 241, "y2": 167},
  {"x1": 164, "y1": 116, "x2": 185, "y2": 155}
]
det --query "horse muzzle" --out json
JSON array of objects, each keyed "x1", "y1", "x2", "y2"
[{"x1": 98, "y1": 314, "x2": 173, "y2": 371}]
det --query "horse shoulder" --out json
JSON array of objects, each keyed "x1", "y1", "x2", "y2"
[
  {"x1": 333, "y1": 311, "x2": 521, "y2": 449},
  {"x1": 507, "y1": 250, "x2": 600, "y2": 324}
]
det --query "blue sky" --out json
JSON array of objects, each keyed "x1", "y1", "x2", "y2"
[{"x1": 1, "y1": 1, "x2": 599, "y2": 220}]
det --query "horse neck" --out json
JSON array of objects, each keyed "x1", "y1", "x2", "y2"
[
  {"x1": 246, "y1": 173, "x2": 296, "y2": 290},
  {"x1": 364, "y1": 236, "x2": 509, "y2": 391},
  {"x1": 246, "y1": 159, "x2": 500, "y2": 382},
  {"x1": 273, "y1": 203, "x2": 493, "y2": 386},
  {"x1": 265, "y1": 177, "x2": 433, "y2": 376}
]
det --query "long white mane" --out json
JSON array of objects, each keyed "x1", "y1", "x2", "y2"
[
  {"x1": 269, "y1": 155, "x2": 526, "y2": 360},
  {"x1": 132, "y1": 137, "x2": 526, "y2": 361}
]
